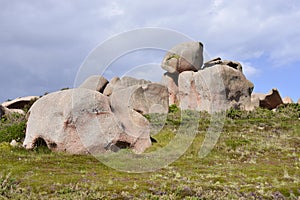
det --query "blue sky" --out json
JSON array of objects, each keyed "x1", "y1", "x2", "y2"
[{"x1": 1, "y1": 0, "x2": 300, "y2": 103}]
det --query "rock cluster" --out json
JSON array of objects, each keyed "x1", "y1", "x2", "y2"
[
  {"x1": 23, "y1": 76, "x2": 169, "y2": 154},
  {"x1": 161, "y1": 42, "x2": 254, "y2": 112},
  {"x1": 17, "y1": 41, "x2": 296, "y2": 155}
]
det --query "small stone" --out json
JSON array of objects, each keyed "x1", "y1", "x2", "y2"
[{"x1": 10, "y1": 140, "x2": 18, "y2": 147}]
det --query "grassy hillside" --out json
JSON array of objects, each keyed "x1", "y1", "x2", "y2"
[{"x1": 0, "y1": 104, "x2": 299, "y2": 199}]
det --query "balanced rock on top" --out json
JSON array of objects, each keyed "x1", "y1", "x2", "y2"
[{"x1": 162, "y1": 42, "x2": 204, "y2": 73}]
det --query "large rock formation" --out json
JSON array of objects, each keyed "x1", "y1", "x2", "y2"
[
  {"x1": 23, "y1": 89, "x2": 152, "y2": 154},
  {"x1": 110, "y1": 85, "x2": 152, "y2": 152},
  {"x1": 0, "y1": 104, "x2": 25, "y2": 116},
  {"x1": 23, "y1": 75, "x2": 169, "y2": 154},
  {"x1": 79, "y1": 75, "x2": 108, "y2": 93},
  {"x1": 162, "y1": 42, "x2": 203, "y2": 73},
  {"x1": 109, "y1": 78, "x2": 169, "y2": 138},
  {"x1": 251, "y1": 89, "x2": 283, "y2": 110},
  {"x1": 298, "y1": 98, "x2": 300, "y2": 104},
  {"x1": 106, "y1": 76, "x2": 168, "y2": 115},
  {"x1": 161, "y1": 57, "x2": 254, "y2": 112},
  {"x1": 22, "y1": 41, "x2": 282, "y2": 156},
  {"x1": 2, "y1": 96, "x2": 39, "y2": 110},
  {"x1": 178, "y1": 65, "x2": 253, "y2": 112}
]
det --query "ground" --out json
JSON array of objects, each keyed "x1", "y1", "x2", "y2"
[{"x1": 0, "y1": 104, "x2": 299, "y2": 199}]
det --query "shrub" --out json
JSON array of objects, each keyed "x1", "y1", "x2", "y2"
[
  {"x1": 23, "y1": 97, "x2": 38, "y2": 113},
  {"x1": 226, "y1": 108, "x2": 247, "y2": 119},
  {"x1": 169, "y1": 104, "x2": 179, "y2": 113},
  {"x1": 0, "y1": 121, "x2": 26, "y2": 143},
  {"x1": 275, "y1": 103, "x2": 300, "y2": 119},
  {"x1": 0, "y1": 113, "x2": 26, "y2": 143}
]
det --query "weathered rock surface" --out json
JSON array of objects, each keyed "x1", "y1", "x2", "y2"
[
  {"x1": 7, "y1": 109, "x2": 25, "y2": 115},
  {"x1": 0, "y1": 105, "x2": 25, "y2": 117},
  {"x1": 110, "y1": 85, "x2": 152, "y2": 152},
  {"x1": 129, "y1": 83, "x2": 169, "y2": 114},
  {"x1": 298, "y1": 98, "x2": 300, "y2": 104},
  {"x1": 161, "y1": 72, "x2": 179, "y2": 105},
  {"x1": 162, "y1": 42, "x2": 203, "y2": 73},
  {"x1": 161, "y1": 58, "x2": 250, "y2": 111},
  {"x1": 23, "y1": 88, "x2": 151, "y2": 154},
  {"x1": 108, "y1": 77, "x2": 169, "y2": 138},
  {"x1": 103, "y1": 76, "x2": 151, "y2": 96},
  {"x1": 251, "y1": 89, "x2": 283, "y2": 110},
  {"x1": 103, "y1": 77, "x2": 120, "y2": 96},
  {"x1": 2, "y1": 96, "x2": 39, "y2": 110},
  {"x1": 119, "y1": 76, "x2": 151, "y2": 87},
  {"x1": 108, "y1": 77, "x2": 169, "y2": 115},
  {"x1": 203, "y1": 57, "x2": 222, "y2": 68},
  {"x1": 79, "y1": 75, "x2": 108, "y2": 93},
  {"x1": 178, "y1": 65, "x2": 253, "y2": 112},
  {"x1": 203, "y1": 57, "x2": 242, "y2": 72},
  {"x1": 282, "y1": 96, "x2": 293, "y2": 104}
]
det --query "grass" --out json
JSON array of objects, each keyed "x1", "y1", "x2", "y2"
[{"x1": 0, "y1": 104, "x2": 299, "y2": 199}]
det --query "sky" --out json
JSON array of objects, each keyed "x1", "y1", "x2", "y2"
[{"x1": 1, "y1": 0, "x2": 300, "y2": 103}]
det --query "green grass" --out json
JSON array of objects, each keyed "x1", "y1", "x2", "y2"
[{"x1": 0, "y1": 105, "x2": 299, "y2": 199}]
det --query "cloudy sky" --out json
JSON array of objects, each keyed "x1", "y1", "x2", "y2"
[{"x1": 1, "y1": 0, "x2": 300, "y2": 103}]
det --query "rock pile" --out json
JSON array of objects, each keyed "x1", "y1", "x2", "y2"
[
  {"x1": 23, "y1": 76, "x2": 169, "y2": 154},
  {"x1": 161, "y1": 42, "x2": 254, "y2": 112},
  {"x1": 18, "y1": 41, "x2": 293, "y2": 155}
]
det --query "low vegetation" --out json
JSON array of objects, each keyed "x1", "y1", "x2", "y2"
[
  {"x1": 0, "y1": 113, "x2": 26, "y2": 143},
  {"x1": 0, "y1": 104, "x2": 299, "y2": 199}
]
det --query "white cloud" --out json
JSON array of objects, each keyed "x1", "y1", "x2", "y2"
[
  {"x1": 240, "y1": 62, "x2": 260, "y2": 79},
  {"x1": 97, "y1": 2, "x2": 124, "y2": 19}
]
